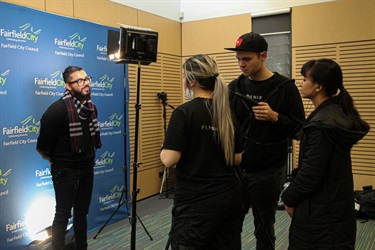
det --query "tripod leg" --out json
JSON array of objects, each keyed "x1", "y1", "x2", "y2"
[
  {"x1": 93, "y1": 199, "x2": 125, "y2": 239},
  {"x1": 165, "y1": 167, "x2": 169, "y2": 198},
  {"x1": 165, "y1": 235, "x2": 171, "y2": 250},
  {"x1": 136, "y1": 213, "x2": 153, "y2": 240},
  {"x1": 160, "y1": 167, "x2": 167, "y2": 195}
]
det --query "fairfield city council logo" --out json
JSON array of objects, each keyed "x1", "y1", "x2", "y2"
[
  {"x1": 96, "y1": 43, "x2": 108, "y2": 61},
  {"x1": 0, "y1": 168, "x2": 11, "y2": 188},
  {"x1": 108, "y1": 113, "x2": 123, "y2": 127},
  {"x1": 91, "y1": 74, "x2": 114, "y2": 91},
  {"x1": 0, "y1": 70, "x2": 10, "y2": 86},
  {"x1": 96, "y1": 150, "x2": 116, "y2": 167},
  {"x1": 0, "y1": 23, "x2": 41, "y2": 43},
  {"x1": 2, "y1": 116, "x2": 40, "y2": 146},
  {"x1": 98, "y1": 185, "x2": 125, "y2": 212},
  {"x1": 54, "y1": 32, "x2": 87, "y2": 58},
  {"x1": 34, "y1": 70, "x2": 65, "y2": 93},
  {"x1": 99, "y1": 185, "x2": 123, "y2": 205},
  {"x1": 0, "y1": 70, "x2": 10, "y2": 95},
  {"x1": 94, "y1": 151, "x2": 116, "y2": 176},
  {"x1": 99, "y1": 113, "x2": 123, "y2": 137},
  {"x1": 0, "y1": 168, "x2": 11, "y2": 198},
  {"x1": 55, "y1": 32, "x2": 87, "y2": 50}
]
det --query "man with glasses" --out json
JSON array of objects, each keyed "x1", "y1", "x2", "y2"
[{"x1": 37, "y1": 66, "x2": 102, "y2": 250}]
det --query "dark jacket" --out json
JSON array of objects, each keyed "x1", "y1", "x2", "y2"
[
  {"x1": 36, "y1": 98, "x2": 97, "y2": 168},
  {"x1": 228, "y1": 73, "x2": 305, "y2": 172},
  {"x1": 281, "y1": 99, "x2": 369, "y2": 249}
]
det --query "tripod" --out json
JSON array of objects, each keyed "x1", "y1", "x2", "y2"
[
  {"x1": 157, "y1": 92, "x2": 175, "y2": 198},
  {"x1": 93, "y1": 62, "x2": 153, "y2": 249}
]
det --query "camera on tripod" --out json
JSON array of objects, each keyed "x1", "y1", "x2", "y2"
[{"x1": 157, "y1": 92, "x2": 168, "y2": 103}]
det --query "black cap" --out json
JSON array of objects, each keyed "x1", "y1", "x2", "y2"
[{"x1": 225, "y1": 32, "x2": 268, "y2": 52}]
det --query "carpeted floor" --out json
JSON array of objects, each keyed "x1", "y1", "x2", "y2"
[{"x1": 84, "y1": 192, "x2": 375, "y2": 250}]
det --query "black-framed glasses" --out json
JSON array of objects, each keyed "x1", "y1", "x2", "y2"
[{"x1": 67, "y1": 76, "x2": 92, "y2": 87}]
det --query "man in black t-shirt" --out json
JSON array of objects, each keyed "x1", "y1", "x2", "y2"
[{"x1": 225, "y1": 32, "x2": 305, "y2": 249}]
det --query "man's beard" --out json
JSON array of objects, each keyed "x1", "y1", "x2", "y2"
[{"x1": 71, "y1": 88, "x2": 91, "y2": 101}]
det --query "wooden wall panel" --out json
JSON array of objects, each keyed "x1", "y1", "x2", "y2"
[
  {"x1": 212, "y1": 53, "x2": 241, "y2": 84},
  {"x1": 292, "y1": 0, "x2": 375, "y2": 47},
  {"x1": 45, "y1": 0, "x2": 73, "y2": 17},
  {"x1": 1, "y1": 0, "x2": 44, "y2": 10},
  {"x1": 74, "y1": 0, "x2": 138, "y2": 28},
  {"x1": 292, "y1": 40, "x2": 375, "y2": 190},
  {"x1": 182, "y1": 14, "x2": 252, "y2": 56},
  {"x1": 127, "y1": 54, "x2": 181, "y2": 200},
  {"x1": 138, "y1": 167, "x2": 165, "y2": 198},
  {"x1": 138, "y1": 11, "x2": 181, "y2": 56}
]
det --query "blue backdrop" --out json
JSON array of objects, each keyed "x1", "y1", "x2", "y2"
[{"x1": 0, "y1": 2, "x2": 130, "y2": 249}]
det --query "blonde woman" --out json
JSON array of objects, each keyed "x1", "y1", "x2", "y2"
[{"x1": 160, "y1": 54, "x2": 243, "y2": 249}]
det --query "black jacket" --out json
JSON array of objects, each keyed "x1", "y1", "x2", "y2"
[
  {"x1": 228, "y1": 73, "x2": 305, "y2": 172},
  {"x1": 281, "y1": 99, "x2": 369, "y2": 249},
  {"x1": 36, "y1": 98, "x2": 97, "y2": 168}
]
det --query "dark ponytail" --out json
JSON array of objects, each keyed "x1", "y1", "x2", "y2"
[{"x1": 301, "y1": 59, "x2": 369, "y2": 131}]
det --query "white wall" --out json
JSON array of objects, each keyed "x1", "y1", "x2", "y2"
[{"x1": 110, "y1": 0, "x2": 336, "y2": 22}]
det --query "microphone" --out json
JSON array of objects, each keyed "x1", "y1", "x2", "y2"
[{"x1": 230, "y1": 90, "x2": 258, "y2": 106}]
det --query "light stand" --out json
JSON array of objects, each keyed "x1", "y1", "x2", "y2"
[
  {"x1": 157, "y1": 92, "x2": 175, "y2": 198},
  {"x1": 130, "y1": 61, "x2": 148, "y2": 250},
  {"x1": 105, "y1": 25, "x2": 158, "y2": 250},
  {"x1": 287, "y1": 138, "x2": 293, "y2": 177},
  {"x1": 93, "y1": 63, "x2": 152, "y2": 247}
]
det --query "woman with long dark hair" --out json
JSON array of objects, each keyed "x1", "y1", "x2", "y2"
[{"x1": 282, "y1": 59, "x2": 370, "y2": 249}]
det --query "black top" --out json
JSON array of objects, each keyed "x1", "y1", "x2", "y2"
[
  {"x1": 36, "y1": 98, "x2": 97, "y2": 168},
  {"x1": 162, "y1": 98, "x2": 243, "y2": 204},
  {"x1": 228, "y1": 72, "x2": 305, "y2": 172}
]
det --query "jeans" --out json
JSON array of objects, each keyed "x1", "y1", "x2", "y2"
[
  {"x1": 241, "y1": 167, "x2": 284, "y2": 250},
  {"x1": 51, "y1": 166, "x2": 94, "y2": 250}
]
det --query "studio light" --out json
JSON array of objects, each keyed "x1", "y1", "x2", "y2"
[
  {"x1": 25, "y1": 196, "x2": 55, "y2": 244},
  {"x1": 28, "y1": 224, "x2": 73, "y2": 248},
  {"x1": 35, "y1": 225, "x2": 52, "y2": 241},
  {"x1": 107, "y1": 24, "x2": 158, "y2": 65},
  {"x1": 101, "y1": 24, "x2": 158, "y2": 250}
]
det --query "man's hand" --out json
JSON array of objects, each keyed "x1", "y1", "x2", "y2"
[
  {"x1": 252, "y1": 102, "x2": 278, "y2": 122},
  {"x1": 285, "y1": 205, "x2": 294, "y2": 218}
]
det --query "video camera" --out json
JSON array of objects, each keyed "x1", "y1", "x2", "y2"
[{"x1": 157, "y1": 92, "x2": 168, "y2": 103}]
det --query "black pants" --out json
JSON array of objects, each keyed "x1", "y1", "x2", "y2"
[
  {"x1": 169, "y1": 185, "x2": 243, "y2": 250},
  {"x1": 241, "y1": 167, "x2": 284, "y2": 250},
  {"x1": 51, "y1": 166, "x2": 94, "y2": 250}
]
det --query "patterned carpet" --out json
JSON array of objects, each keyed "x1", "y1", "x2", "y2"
[{"x1": 84, "y1": 193, "x2": 375, "y2": 250}]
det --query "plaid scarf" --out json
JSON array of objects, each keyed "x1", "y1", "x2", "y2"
[{"x1": 62, "y1": 90, "x2": 102, "y2": 154}]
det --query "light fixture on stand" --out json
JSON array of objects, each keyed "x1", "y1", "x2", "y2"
[{"x1": 94, "y1": 24, "x2": 158, "y2": 250}]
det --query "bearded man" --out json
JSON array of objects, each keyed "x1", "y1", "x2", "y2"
[{"x1": 37, "y1": 66, "x2": 101, "y2": 250}]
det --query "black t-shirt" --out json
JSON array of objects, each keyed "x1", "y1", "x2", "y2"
[
  {"x1": 162, "y1": 98, "x2": 242, "y2": 204},
  {"x1": 244, "y1": 74, "x2": 276, "y2": 102},
  {"x1": 228, "y1": 73, "x2": 305, "y2": 172}
]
